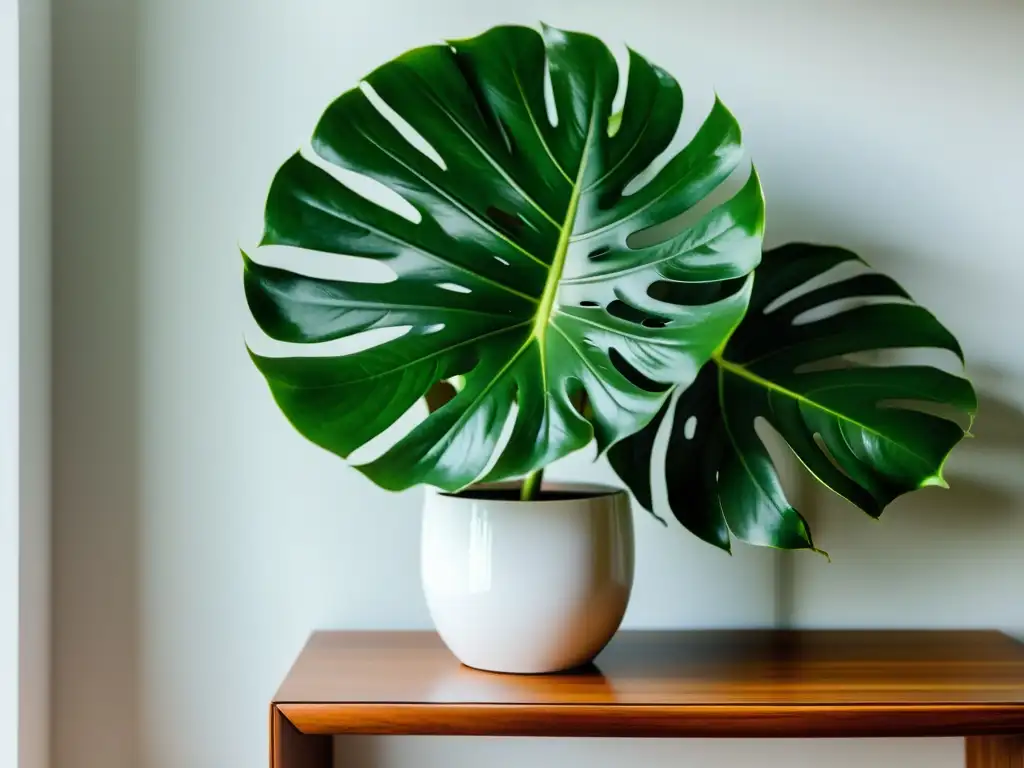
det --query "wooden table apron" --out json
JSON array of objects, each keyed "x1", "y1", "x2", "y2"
[{"x1": 271, "y1": 630, "x2": 1024, "y2": 768}]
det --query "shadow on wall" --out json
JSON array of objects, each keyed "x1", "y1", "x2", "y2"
[
  {"x1": 763, "y1": 107, "x2": 1024, "y2": 623},
  {"x1": 939, "y1": 382, "x2": 1024, "y2": 530},
  {"x1": 52, "y1": 0, "x2": 142, "y2": 767},
  {"x1": 790, "y1": 368, "x2": 1024, "y2": 634}
]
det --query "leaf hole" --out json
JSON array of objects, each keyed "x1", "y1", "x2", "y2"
[
  {"x1": 253, "y1": 246, "x2": 397, "y2": 284},
  {"x1": 626, "y1": 160, "x2": 754, "y2": 246},
  {"x1": 763, "y1": 260, "x2": 871, "y2": 315},
  {"x1": 260, "y1": 324, "x2": 412, "y2": 359},
  {"x1": 358, "y1": 81, "x2": 447, "y2": 170},
  {"x1": 752, "y1": 417, "x2": 814, "y2": 500},
  {"x1": 812, "y1": 432, "x2": 854, "y2": 481},
  {"x1": 422, "y1": 323, "x2": 445, "y2": 335},
  {"x1": 620, "y1": 95, "x2": 739, "y2": 198},
  {"x1": 565, "y1": 377, "x2": 588, "y2": 417},
  {"x1": 790, "y1": 296, "x2": 910, "y2": 326},
  {"x1": 876, "y1": 398, "x2": 972, "y2": 430},
  {"x1": 608, "y1": 41, "x2": 630, "y2": 137},
  {"x1": 543, "y1": 54, "x2": 558, "y2": 127},
  {"x1": 607, "y1": 299, "x2": 670, "y2": 328},
  {"x1": 493, "y1": 255, "x2": 510, "y2": 266},
  {"x1": 609, "y1": 348, "x2": 670, "y2": 393},
  {"x1": 302, "y1": 146, "x2": 421, "y2": 224},
  {"x1": 795, "y1": 347, "x2": 965, "y2": 375},
  {"x1": 343, "y1": 385, "x2": 430, "y2": 466},
  {"x1": 647, "y1": 278, "x2": 746, "y2": 307},
  {"x1": 588, "y1": 247, "x2": 611, "y2": 261},
  {"x1": 683, "y1": 416, "x2": 697, "y2": 440},
  {"x1": 579, "y1": 300, "x2": 601, "y2": 308},
  {"x1": 436, "y1": 282, "x2": 472, "y2": 294}
]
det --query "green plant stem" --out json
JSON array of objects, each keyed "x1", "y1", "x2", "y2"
[{"x1": 520, "y1": 469, "x2": 543, "y2": 501}]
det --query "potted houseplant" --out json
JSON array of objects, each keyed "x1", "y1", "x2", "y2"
[{"x1": 244, "y1": 23, "x2": 975, "y2": 674}]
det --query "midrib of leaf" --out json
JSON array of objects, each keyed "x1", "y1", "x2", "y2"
[
  {"x1": 497, "y1": 107, "x2": 598, "y2": 484},
  {"x1": 385, "y1": 102, "x2": 597, "y2": 479},
  {"x1": 713, "y1": 354, "x2": 942, "y2": 477},
  {"x1": 531, "y1": 110, "x2": 598, "y2": 354}
]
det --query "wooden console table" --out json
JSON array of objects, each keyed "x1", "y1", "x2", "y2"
[{"x1": 271, "y1": 630, "x2": 1024, "y2": 767}]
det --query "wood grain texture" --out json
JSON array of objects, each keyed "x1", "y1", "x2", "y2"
[
  {"x1": 271, "y1": 705, "x2": 332, "y2": 768},
  {"x1": 273, "y1": 630, "x2": 1024, "y2": 738},
  {"x1": 967, "y1": 736, "x2": 1024, "y2": 768}
]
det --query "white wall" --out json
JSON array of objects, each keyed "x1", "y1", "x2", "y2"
[
  {"x1": 51, "y1": 1, "x2": 1023, "y2": 768},
  {"x1": 3, "y1": 1, "x2": 50, "y2": 767}
]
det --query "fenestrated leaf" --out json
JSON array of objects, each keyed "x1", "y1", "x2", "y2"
[
  {"x1": 245, "y1": 24, "x2": 765, "y2": 492},
  {"x1": 609, "y1": 243, "x2": 977, "y2": 552}
]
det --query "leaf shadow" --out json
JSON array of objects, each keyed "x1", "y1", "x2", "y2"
[{"x1": 912, "y1": 367, "x2": 1024, "y2": 531}]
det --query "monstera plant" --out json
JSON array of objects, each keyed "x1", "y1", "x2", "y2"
[
  {"x1": 244, "y1": 23, "x2": 974, "y2": 673},
  {"x1": 608, "y1": 243, "x2": 977, "y2": 553},
  {"x1": 245, "y1": 23, "x2": 762, "y2": 496}
]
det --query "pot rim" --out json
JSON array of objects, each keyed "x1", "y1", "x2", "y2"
[{"x1": 437, "y1": 481, "x2": 626, "y2": 503}]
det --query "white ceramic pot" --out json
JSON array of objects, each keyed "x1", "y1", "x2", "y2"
[{"x1": 421, "y1": 482, "x2": 635, "y2": 674}]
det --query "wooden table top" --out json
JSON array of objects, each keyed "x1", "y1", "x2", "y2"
[{"x1": 274, "y1": 629, "x2": 1024, "y2": 738}]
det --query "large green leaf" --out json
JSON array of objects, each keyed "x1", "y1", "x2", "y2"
[
  {"x1": 245, "y1": 24, "x2": 764, "y2": 492},
  {"x1": 608, "y1": 243, "x2": 977, "y2": 552}
]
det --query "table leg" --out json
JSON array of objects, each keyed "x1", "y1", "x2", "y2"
[
  {"x1": 966, "y1": 736, "x2": 1024, "y2": 768},
  {"x1": 271, "y1": 705, "x2": 332, "y2": 768}
]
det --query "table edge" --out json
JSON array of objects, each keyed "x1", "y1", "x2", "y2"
[{"x1": 275, "y1": 701, "x2": 1024, "y2": 738}]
